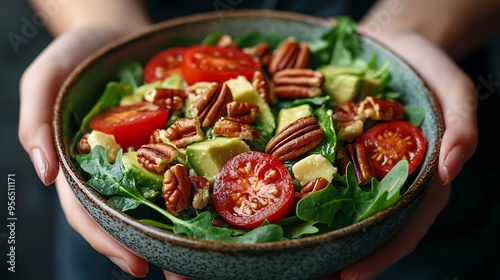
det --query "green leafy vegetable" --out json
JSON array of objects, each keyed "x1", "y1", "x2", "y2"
[
  {"x1": 308, "y1": 16, "x2": 360, "y2": 68},
  {"x1": 116, "y1": 59, "x2": 143, "y2": 90},
  {"x1": 76, "y1": 146, "x2": 287, "y2": 243},
  {"x1": 296, "y1": 160, "x2": 408, "y2": 227}
]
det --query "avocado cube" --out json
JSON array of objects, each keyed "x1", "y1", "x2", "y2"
[{"x1": 186, "y1": 137, "x2": 250, "y2": 183}]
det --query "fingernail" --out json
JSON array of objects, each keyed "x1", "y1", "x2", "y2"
[
  {"x1": 443, "y1": 146, "x2": 465, "y2": 185},
  {"x1": 347, "y1": 272, "x2": 375, "y2": 280},
  {"x1": 31, "y1": 148, "x2": 48, "y2": 185},
  {"x1": 109, "y1": 257, "x2": 141, "y2": 277}
]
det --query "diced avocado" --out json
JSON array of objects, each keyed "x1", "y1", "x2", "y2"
[
  {"x1": 120, "y1": 74, "x2": 183, "y2": 106},
  {"x1": 292, "y1": 154, "x2": 337, "y2": 186},
  {"x1": 318, "y1": 65, "x2": 364, "y2": 104},
  {"x1": 359, "y1": 76, "x2": 382, "y2": 100},
  {"x1": 225, "y1": 76, "x2": 276, "y2": 137},
  {"x1": 318, "y1": 65, "x2": 364, "y2": 77},
  {"x1": 122, "y1": 151, "x2": 163, "y2": 197},
  {"x1": 186, "y1": 137, "x2": 250, "y2": 183},
  {"x1": 276, "y1": 104, "x2": 313, "y2": 133},
  {"x1": 326, "y1": 74, "x2": 362, "y2": 104},
  {"x1": 87, "y1": 131, "x2": 121, "y2": 163}
]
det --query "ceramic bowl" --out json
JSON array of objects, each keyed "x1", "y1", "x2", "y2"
[{"x1": 53, "y1": 10, "x2": 443, "y2": 280}]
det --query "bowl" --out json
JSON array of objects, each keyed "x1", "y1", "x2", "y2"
[{"x1": 53, "y1": 10, "x2": 443, "y2": 280}]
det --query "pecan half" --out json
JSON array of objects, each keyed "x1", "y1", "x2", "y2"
[
  {"x1": 137, "y1": 143, "x2": 179, "y2": 173},
  {"x1": 265, "y1": 116, "x2": 324, "y2": 161},
  {"x1": 149, "y1": 129, "x2": 168, "y2": 144},
  {"x1": 293, "y1": 177, "x2": 329, "y2": 206},
  {"x1": 251, "y1": 70, "x2": 276, "y2": 104},
  {"x1": 226, "y1": 101, "x2": 259, "y2": 124},
  {"x1": 144, "y1": 88, "x2": 186, "y2": 111},
  {"x1": 244, "y1": 42, "x2": 272, "y2": 68},
  {"x1": 267, "y1": 38, "x2": 309, "y2": 75},
  {"x1": 162, "y1": 164, "x2": 191, "y2": 215},
  {"x1": 190, "y1": 176, "x2": 210, "y2": 210},
  {"x1": 357, "y1": 96, "x2": 405, "y2": 121},
  {"x1": 213, "y1": 118, "x2": 261, "y2": 141},
  {"x1": 341, "y1": 143, "x2": 374, "y2": 185},
  {"x1": 216, "y1": 34, "x2": 236, "y2": 47},
  {"x1": 188, "y1": 82, "x2": 233, "y2": 127},
  {"x1": 165, "y1": 117, "x2": 204, "y2": 148},
  {"x1": 77, "y1": 133, "x2": 91, "y2": 154},
  {"x1": 272, "y1": 68, "x2": 324, "y2": 99}
]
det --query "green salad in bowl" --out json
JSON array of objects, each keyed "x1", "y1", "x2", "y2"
[{"x1": 54, "y1": 11, "x2": 441, "y2": 279}]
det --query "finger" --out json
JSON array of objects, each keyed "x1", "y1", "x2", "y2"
[
  {"x1": 163, "y1": 270, "x2": 190, "y2": 280},
  {"x1": 55, "y1": 171, "x2": 149, "y2": 277},
  {"x1": 391, "y1": 34, "x2": 478, "y2": 185},
  {"x1": 19, "y1": 27, "x2": 120, "y2": 185},
  {"x1": 340, "y1": 177, "x2": 451, "y2": 280}
]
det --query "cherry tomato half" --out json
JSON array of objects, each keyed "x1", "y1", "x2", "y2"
[
  {"x1": 355, "y1": 120, "x2": 426, "y2": 178},
  {"x1": 143, "y1": 47, "x2": 184, "y2": 84},
  {"x1": 180, "y1": 45, "x2": 259, "y2": 85},
  {"x1": 89, "y1": 102, "x2": 169, "y2": 150},
  {"x1": 212, "y1": 151, "x2": 294, "y2": 229}
]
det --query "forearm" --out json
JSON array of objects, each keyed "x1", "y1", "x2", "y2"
[
  {"x1": 359, "y1": 0, "x2": 500, "y2": 59},
  {"x1": 29, "y1": 0, "x2": 151, "y2": 37}
]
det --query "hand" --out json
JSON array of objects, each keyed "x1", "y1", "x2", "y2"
[
  {"x1": 336, "y1": 31, "x2": 477, "y2": 280},
  {"x1": 17, "y1": 25, "x2": 179, "y2": 278},
  {"x1": 18, "y1": 26, "x2": 126, "y2": 186}
]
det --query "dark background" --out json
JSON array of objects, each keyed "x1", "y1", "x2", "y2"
[
  {"x1": 1, "y1": 1, "x2": 57, "y2": 280},
  {"x1": 1, "y1": 1, "x2": 500, "y2": 280}
]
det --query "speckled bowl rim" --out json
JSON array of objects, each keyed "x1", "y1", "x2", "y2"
[{"x1": 54, "y1": 10, "x2": 443, "y2": 253}]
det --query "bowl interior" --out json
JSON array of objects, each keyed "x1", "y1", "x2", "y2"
[{"x1": 54, "y1": 10, "x2": 443, "y2": 279}]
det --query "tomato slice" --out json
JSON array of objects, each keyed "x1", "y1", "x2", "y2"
[
  {"x1": 143, "y1": 47, "x2": 184, "y2": 84},
  {"x1": 89, "y1": 102, "x2": 169, "y2": 150},
  {"x1": 355, "y1": 121, "x2": 426, "y2": 178},
  {"x1": 180, "y1": 45, "x2": 259, "y2": 85},
  {"x1": 212, "y1": 151, "x2": 294, "y2": 229}
]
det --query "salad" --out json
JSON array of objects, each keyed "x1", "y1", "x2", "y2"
[{"x1": 73, "y1": 17, "x2": 426, "y2": 243}]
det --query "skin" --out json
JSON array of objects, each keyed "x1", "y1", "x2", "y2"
[{"x1": 19, "y1": 0, "x2": 500, "y2": 279}]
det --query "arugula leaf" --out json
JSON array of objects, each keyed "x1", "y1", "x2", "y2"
[
  {"x1": 236, "y1": 31, "x2": 285, "y2": 49},
  {"x1": 116, "y1": 59, "x2": 143, "y2": 90},
  {"x1": 404, "y1": 104, "x2": 425, "y2": 127},
  {"x1": 76, "y1": 146, "x2": 286, "y2": 243},
  {"x1": 309, "y1": 107, "x2": 337, "y2": 163},
  {"x1": 71, "y1": 82, "x2": 131, "y2": 155},
  {"x1": 296, "y1": 161, "x2": 408, "y2": 226},
  {"x1": 308, "y1": 16, "x2": 360, "y2": 68}
]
